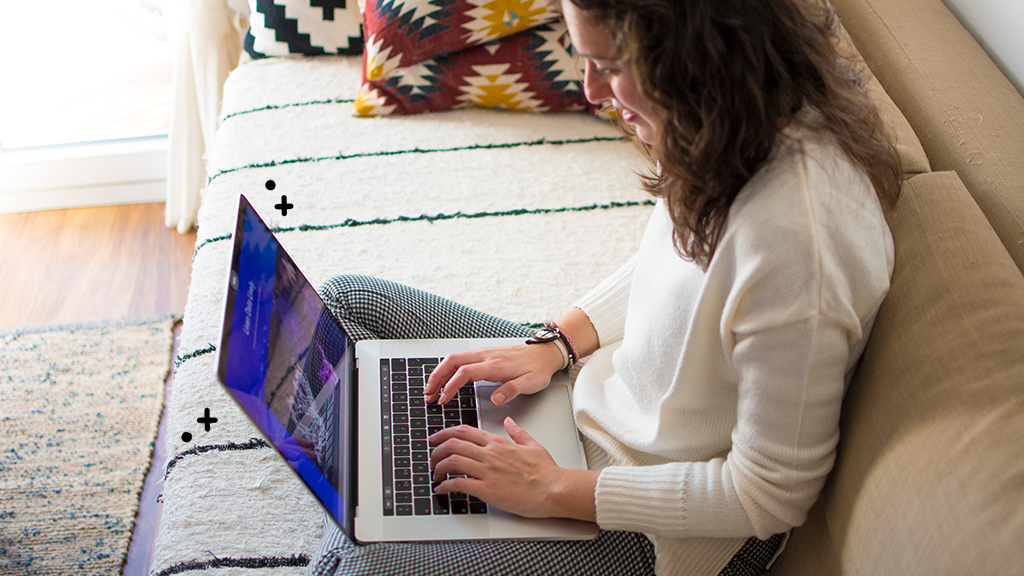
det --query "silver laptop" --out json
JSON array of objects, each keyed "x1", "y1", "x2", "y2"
[{"x1": 216, "y1": 194, "x2": 598, "y2": 544}]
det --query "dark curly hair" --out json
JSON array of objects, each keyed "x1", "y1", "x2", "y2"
[{"x1": 566, "y1": 0, "x2": 902, "y2": 268}]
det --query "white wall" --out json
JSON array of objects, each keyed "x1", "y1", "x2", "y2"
[{"x1": 941, "y1": 0, "x2": 1024, "y2": 97}]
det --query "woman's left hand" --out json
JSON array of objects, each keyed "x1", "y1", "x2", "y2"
[{"x1": 429, "y1": 417, "x2": 598, "y2": 521}]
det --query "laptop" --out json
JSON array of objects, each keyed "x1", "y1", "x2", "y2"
[{"x1": 215, "y1": 194, "x2": 599, "y2": 544}]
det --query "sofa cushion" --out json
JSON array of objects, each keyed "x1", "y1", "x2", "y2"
[
  {"x1": 830, "y1": 0, "x2": 1024, "y2": 275},
  {"x1": 832, "y1": 20, "x2": 930, "y2": 177},
  {"x1": 362, "y1": 0, "x2": 558, "y2": 81},
  {"x1": 244, "y1": 0, "x2": 364, "y2": 59},
  {"x1": 771, "y1": 171, "x2": 1024, "y2": 575},
  {"x1": 355, "y1": 21, "x2": 596, "y2": 116}
]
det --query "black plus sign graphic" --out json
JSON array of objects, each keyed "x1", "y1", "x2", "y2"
[
  {"x1": 275, "y1": 195, "x2": 294, "y2": 216},
  {"x1": 197, "y1": 407, "x2": 218, "y2": 432}
]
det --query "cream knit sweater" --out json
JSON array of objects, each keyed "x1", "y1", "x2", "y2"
[{"x1": 571, "y1": 112, "x2": 894, "y2": 575}]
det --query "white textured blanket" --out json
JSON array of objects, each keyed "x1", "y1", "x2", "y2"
[{"x1": 151, "y1": 55, "x2": 652, "y2": 575}]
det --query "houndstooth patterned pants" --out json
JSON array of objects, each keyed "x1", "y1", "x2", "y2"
[{"x1": 309, "y1": 275, "x2": 788, "y2": 576}]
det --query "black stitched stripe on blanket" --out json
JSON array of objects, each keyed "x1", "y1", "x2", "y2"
[
  {"x1": 192, "y1": 199, "x2": 657, "y2": 259},
  {"x1": 152, "y1": 554, "x2": 309, "y2": 576},
  {"x1": 173, "y1": 343, "x2": 217, "y2": 369},
  {"x1": 206, "y1": 135, "x2": 628, "y2": 184},
  {"x1": 220, "y1": 98, "x2": 356, "y2": 122},
  {"x1": 163, "y1": 438, "x2": 270, "y2": 481}
]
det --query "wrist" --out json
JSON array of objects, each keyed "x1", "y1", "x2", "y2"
[
  {"x1": 535, "y1": 341, "x2": 567, "y2": 374},
  {"x1": 546, "y1": 468, "x2": 599, "y2": 522}
]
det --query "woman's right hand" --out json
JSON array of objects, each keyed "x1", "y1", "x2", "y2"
[{"x1": 424, "y1": 342, "x2": 566, "y2": 406}]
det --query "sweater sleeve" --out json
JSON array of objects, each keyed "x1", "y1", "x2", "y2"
[
  {"x1": 594, "y1": 313, "x2": 851, "y2": 539},
  {"x1": 571, "y1": 256, "x2": 635, "y2": 347}
]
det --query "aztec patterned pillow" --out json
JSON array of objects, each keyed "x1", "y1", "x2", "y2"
[
  {"x1": 244, "y1": 0, "x2": 364, "y2": 59},
  {"x1": 362, "y1": 0, "x2": 560, "y2": 81},
  {"x1": 355, "y1": 21, "x2": 597, "y2": 116}
]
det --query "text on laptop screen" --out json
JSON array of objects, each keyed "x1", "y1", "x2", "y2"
[{"x1": 222, "y1": 203, "x2": 353, "y2": 525}]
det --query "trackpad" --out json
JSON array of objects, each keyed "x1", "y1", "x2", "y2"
[{"x1": 474, "y1": 380, "x2": 587, "y2": 471}]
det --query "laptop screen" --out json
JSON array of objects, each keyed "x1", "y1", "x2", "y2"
[{"x1": 218, "y1": 195, "x2": 355, "y2": 537}]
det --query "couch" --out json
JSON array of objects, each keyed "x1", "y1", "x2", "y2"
[
  {"x1": 150, "y1": 0, "x2": 1024, "y2": 574},
  {"x1": 771, "y1": 0, "x2": 1024, "y2": 573}
]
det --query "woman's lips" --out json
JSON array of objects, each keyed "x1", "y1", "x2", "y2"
[{"x1": 620, "y1": 109, "x2": 638, "y2": 123}]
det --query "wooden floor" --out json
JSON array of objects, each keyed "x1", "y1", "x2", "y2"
[
  {"x1": 0, "y1": 202, "x2": 196, "y2": 575},
  {"x1": 0, "y1": 202, "x2": 196, "y2": 329}
]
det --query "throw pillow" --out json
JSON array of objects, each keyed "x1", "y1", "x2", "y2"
[
  {"x1": 354, "y1": 21, "x2": 598, "y2": 116},
  {"x1": 362, "y1": 0, "x2": 559, "y2": 81},
  {"x1": 245, "y1": 0, "x2": 364, "y2": 59}
]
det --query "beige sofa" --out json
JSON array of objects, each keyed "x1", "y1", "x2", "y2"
[{"x1": 773, "y1": 0, "x2": 1024, "y2": 573}]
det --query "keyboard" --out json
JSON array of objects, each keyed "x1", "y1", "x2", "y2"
[{"x1": 380, "y1": 357, "x2": 488, "y2": 516}]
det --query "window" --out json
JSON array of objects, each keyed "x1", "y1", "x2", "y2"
[{"x1": 0, "y1": 0, "x2": 172, "y2": 213}]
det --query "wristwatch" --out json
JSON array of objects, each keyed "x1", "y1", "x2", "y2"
[{"x1": 525, "y1": 324, "x2": 578, "y2": 370}]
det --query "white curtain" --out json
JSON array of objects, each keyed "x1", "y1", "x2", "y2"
[{"x1": 165, "y1": 0, "x2": 248, "y2": 233}]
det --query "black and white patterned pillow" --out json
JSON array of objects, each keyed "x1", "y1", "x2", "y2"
[{"x1": 244, "y1": 0, "x2": 363, "y2": 59}]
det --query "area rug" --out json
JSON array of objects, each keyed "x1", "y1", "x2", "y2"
[{"x1": 0, "y1": 315, "x2": 177, "y2": 575}]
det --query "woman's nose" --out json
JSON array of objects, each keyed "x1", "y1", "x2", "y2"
[{"x1": 583, "y1": 61, "x2": 610, "y2": 104}]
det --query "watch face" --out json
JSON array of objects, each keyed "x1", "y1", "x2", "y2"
[{"x1": 529, "y1": 328, "x2": 560, "y2": 343}]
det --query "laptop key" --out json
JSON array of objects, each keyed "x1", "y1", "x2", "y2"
[
  {"x1": 451, "y1": 500, "x2": 469, "y2": 515},
  {"x1": 461, "y1": 410, "x2": 478, "y2": 428},
  {"x1": 469, "y1": 502, "x2": 488, "y2": 514},
  {"x1": 396, "y1": 492, "x2": 412, "y2": 504},
  {"x1": 396, "y1": 504, "x2": 413, "y2": 516},
  {"x1": 413, "y1": 485, "x2": 431, "y2": 497},
  {"x1": 414, "y1": 498, "x2": 432, "y2": 515},
  {"x1": 432, "y1": 494, "x2": 450, "y2": 514}
]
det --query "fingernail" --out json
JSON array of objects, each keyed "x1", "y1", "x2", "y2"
[{"x1": 492, "y1": 392, "x2": 506, "y2": 405}]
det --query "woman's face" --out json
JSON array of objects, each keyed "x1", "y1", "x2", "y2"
[{"x1": 562, "y1": 0, "x2": 660, "y2": 144}]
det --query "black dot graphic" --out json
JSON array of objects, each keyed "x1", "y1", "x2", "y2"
[
  {"x1": 265, "y1": 180, "x2": 276, "y2": 191},
  {"x1": 181, "y1": 432, "x2": 193, "y2": 442}
]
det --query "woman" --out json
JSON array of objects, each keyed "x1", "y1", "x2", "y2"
[{"x1": 311, "y1": 0, "x2": 901, "y2": 573}]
